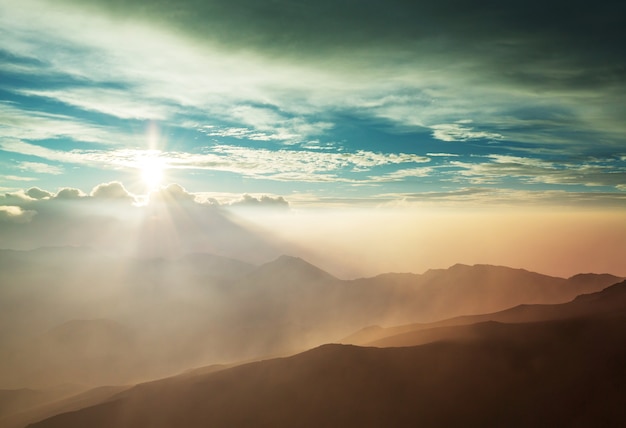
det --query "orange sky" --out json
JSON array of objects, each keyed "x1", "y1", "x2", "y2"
[{"x1": 250, "y1": 207, "x2": 626, "y2": 279}]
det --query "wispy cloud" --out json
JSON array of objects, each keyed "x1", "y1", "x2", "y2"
[
  {"x1": 2, "y1": 0, "x2": 624, "y2": 152},
  {"x1": 367, "y1": 167, "x2": 433, "y2": 182},
  {"x1": 1, "y1": 0, "x2": 625, "y2": 204},
  {"x1": 450, "y1": 155, "x2": 626, "y2": 189},
  {"x1": 431, "y1": 121, "x2": 503, "y2": 142},
  {"x1": 1, "y1": 140, "x2": 431, "y2": 183},
  {"x1": 18, "y1": 161, "x2": 63, "y2": 175},
  {"x1": 375, "y1": 188, "x2": 626, "y2": 208},
  {"x1": 2, "y1": 175, "x2": 38, "y2": 182},
  {"x1": 19, "y1": 88, "x2": 173, "y2": 121},
  {"x1": 426, "y1": 153, "x2": 459, "y2": 157},
  {"x1": 171, "y1": 145, "x2": 431, "y2": 182},
  {"x1": 0, "y1": 102, "x2": 142, "y2": 146}
]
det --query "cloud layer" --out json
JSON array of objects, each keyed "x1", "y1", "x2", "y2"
[{"x1": 0, "y1": 0, "x2": 624, "y2": 205}]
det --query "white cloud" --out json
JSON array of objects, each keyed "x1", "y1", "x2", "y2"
[
  {"x1": 229, "y1": 194, "x2": 289, "y2": 209},
  {"x1": 19, "y1": 88, "x2": 172, "y2": 121},
  {"x1": 0, "y1": 181, "x2": 287, "y2": 261},
  {"x1": 2, "y1": 139, "x2": 430, "y2": 183},
  {"x1": 450, "y1": 155, "x2": 626, "y2": 189},
  {"x1": 426, "y1": 153, "x2": 459, "y2": 157},
  {"x1": 2, "y1": 175, "x2": 37, "y2": 182},
  {"x1": 90, "y1": 182, "x2": 136, "y2": 202},
  {"x1": 170, "y1": 145, "x2": 430, "y2": 181},
  {"x1": 431, "y1": 122, "x2": 503, "y2": 142},
  {"x1": 150, "y1": 183, "x2": 198, "y2": 203},
  {"x1": 18, "y1": 161, "x2": 63, "y2": 175},
  {"x1": 374, "y1": 188, "x2": 626, "y2": 207},
  {"x1": 0, "y1": 103, "x2": 143, "y2": 146},
  {"x1": 54, "y1": 188, "x2": 86, "y2": 200},
  {"x1": 0, "y1": 206, "x2": 37, "y2": 223},
  {"x1": 1, "y1": 0, "x2": 624, "y2": 212},
  {"x1": 368, "y1": 167, "x2": 433, "y2": 182}
]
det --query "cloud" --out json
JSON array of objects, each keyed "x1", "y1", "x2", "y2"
[
  {"x1": 449, "y1": 155, "x2": 626, "y2": 189},
  {"x1": 1, "y1": 175, "x2": 37, "y2": 182},
  {"x1": 18, "y1": 161, "x2": 63, "y2": 175},
  {"x1": 18, "y1": 88, "x2": 172, "y2": 121},
  {"x1": 426, "y1": 153, "x2": 459, "y2": 157},
  {"x1": 90, "y1": 182, "x2": 136, "y2": 202},
  {"x1": 229, "y1": 194, "x2": 289, "y2": 209},
  {"x1": 174, "y1": 145, "x2": 430, "y2": 181},
  {"x1": 375, "y1": 188, "x2": 626, "y2": 208},
  {"x1": 368, "y1": 167, "x2": 433, "y2": 182},
  {"x1": 198, "y1": 116, "x2": 333, "y2": 143},
  {"x1": 27, "y1": 187, "x2": 53, "y2": 199},
  {"x1": 2, "y1": 140, "x2": 430, "y2": 184},
  {"x1": 431, "y1": 122, "x2": 503, "y2": 142},
  {"x1": 0, "y1": 103, "x2": 141, "y2": 147},
  {"x1": 0, "y1": 181, "x2": 285, "y2": 262},
  {"x1": 1, "y1": 0, "x2": 625, "y2": 208},
  {"x1": 0, "y1": 205, "x2": 37, "y2": 223},
  {"x1": 53, "y1": 0, "x2": 625, "y2": 72},
  {"x1": 2, "y1": 0, "x2": 624, "y2": 157},
  {"x1": 150, "y1": 183, "x2": 197, "y2": 203},
  {"x1": 54, "y1": 188, "x2": 85, "y2": 200}
]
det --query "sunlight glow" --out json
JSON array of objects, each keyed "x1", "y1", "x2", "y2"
[{"x1": 139, "y1": 156, "x2": 165, "y2": 191}]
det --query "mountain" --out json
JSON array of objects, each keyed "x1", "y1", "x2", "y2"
[
  {"x1": 345, "y1": 263, "x2": 623, "y2": 324},
  {"x1": 0, "y1": 385, "x2": 129, "y2": 428},
  {"x1": 247, "y1": 255, "x2": 338, "y2": 282},
  {"x1": 0, "y1": 248, "x2": 622, "y2": 391},
  {"x1": 345, "y1": 279, "x2": 626, "y2": 347},
  {"x1": 27, "y1": 312, "x2": 626, "y2": 427}
]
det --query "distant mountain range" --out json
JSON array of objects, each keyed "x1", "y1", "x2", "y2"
[
  {"x1": 21, "y1": 279, "x2": 626, "y2": 428},
  {"x1": 0, "y1": 247, "x2": 622, "y2": 392}
]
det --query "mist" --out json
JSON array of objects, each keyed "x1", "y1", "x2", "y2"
[
  {"x1": 241, "y1": 206, "x2": 626, "y2": 279},
  {"x1": 1, "y1": 184, "x2": 625, "y2": 427}
]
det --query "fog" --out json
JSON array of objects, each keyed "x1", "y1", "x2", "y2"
[
  {"x1": 244, "y1": 207, "x2": 626, "y2": 279},
  {"x1": 2, "y1": 183, "x2": 625, "y2": 278},
  {"x1": 1, "y1": 183, "x2": 625, "y2": 427}
]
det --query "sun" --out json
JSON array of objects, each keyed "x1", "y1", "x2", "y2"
[{"x1": 139, "y1": 156, "x2": 165, "y2": 191}]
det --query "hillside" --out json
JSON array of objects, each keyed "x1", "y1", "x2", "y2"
[
  {"x1": 25, "y1": 281, "x2": 626, "y2": 427},
  {"x1": 0, "y1": 248, "x2": 621, "y2": 392}
]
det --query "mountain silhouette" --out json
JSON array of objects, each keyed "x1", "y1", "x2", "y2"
[
  {"x1": 27, "y1": 290, "x2": 626, "y2": 427},
  {"x1": 1, "y1": 248, "x2": 622, "y2": 393},
  {"x1": 346, "y1": 279, "x2": 626, "y2": 347}
]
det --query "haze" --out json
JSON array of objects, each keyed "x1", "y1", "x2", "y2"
[{"x1": 1, "y1": 0, "x2": 625, "y2": 426}]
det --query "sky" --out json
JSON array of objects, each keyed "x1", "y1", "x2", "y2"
[{"x1": 1, "y1": 0, "x2": 625, "y2": 277}]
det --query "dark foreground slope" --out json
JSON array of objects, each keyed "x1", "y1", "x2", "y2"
[{"x1": 28, "y1": 282, "x2": 626, "y2": 428}]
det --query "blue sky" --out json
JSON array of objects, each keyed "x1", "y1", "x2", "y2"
[{"x1": 0, "y1": 0, "x2": 625, "y2": 207}]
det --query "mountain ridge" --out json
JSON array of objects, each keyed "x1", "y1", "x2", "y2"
[
  {"x1": 1, "y1": 247, "x2": 623, "y2": 393},
  {"x1": 345, "y1": 279, "x2": 626, "y2": 347},
  {"x1": 26, "y1": 314, "x2": 626, "y2": 427}
]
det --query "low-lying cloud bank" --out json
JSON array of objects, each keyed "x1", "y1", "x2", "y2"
[{"x1": 0, "y1": 182, "x2": 289, "y2": 262}]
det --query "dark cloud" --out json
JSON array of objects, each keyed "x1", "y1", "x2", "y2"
[{"x1": 61, "y1": 0, "x2": 626, "y2": 84}]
